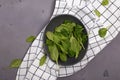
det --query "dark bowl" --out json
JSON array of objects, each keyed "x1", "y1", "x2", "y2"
[{"x1": 44, "y1": 14, "x2": 88, "y2": 66}]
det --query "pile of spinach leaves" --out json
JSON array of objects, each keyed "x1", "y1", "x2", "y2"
[{"x1": 45, "y1": 20, "x2": 87, "y2": 64}]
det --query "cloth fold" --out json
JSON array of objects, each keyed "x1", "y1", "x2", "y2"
[{"x1": 16, "y1": 0, "x2": 120, "y2": 80}]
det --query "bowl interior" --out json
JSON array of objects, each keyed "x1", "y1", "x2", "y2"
[{"x1": 44, "y1": 14, "x2": 88, "y2": 66}]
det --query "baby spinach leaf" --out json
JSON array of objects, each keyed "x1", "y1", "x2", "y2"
[
  {"x1": 94, "y1": 9, "x2": 101, "y2": 17},
  {"x1": 78, "y1": 38, "x2": 85, "y2": 50},
  {"x1": 46, "y1": 39, "x2": 53, "y2": 46},
  {"x1": 70, "y1": 35, "x2": 81, "y2": 58},
  {"x1": 65, "y1": 23, "x2": 75, "y2": 32},
  {"x1": 74, "y1": 24, "x2": 85, "y2": 49},
  {"x1": 74, "y1": 24, "x2": 83, "y2": 38},
  {"x1": 59, "y1": 40, "x2": 70, "y2": 54},
  {"x1": 54, "y1": 32, "x2": 67, "y2": 40},
  {"x1": 59, "y1": 45, "x2": 68, "y2": 54},
  {"x1": 55, "y1": 23, "x2": 75, "y2": 33},
  {"x1": 64, "y1": 20, "x2": 72, "y2": 24},
  {"x1": 75, "y1": 46, "x2": 82, "y2": 58},
  {"x1": 39, "y1": 55, "x2": 47, "y2": 66},
  {"x1": 60, "y1": 53, "x2": 67, "y2": 62},
  {"x1": 46, "y1": 31, "x2": 54, "y2": 41},
  {"x1": 26, "y1": 36, "x2": 36, "y2": 43},
  {"x1": 53, "y1": 34, "x2": 61, "y2": 44},
  {"x1": 55, "y1": 25, "x2": 64, "y2": 32},
  {"x1": 101, "y1": 0, "x2": 109, "y2": 6},
  {"x1": 60, "y1": 29, "x2": 69, "y2": 37},
  {"x1": 9, "y1": 59, "x2": 22, "y2": 68},
  {"x1": 81, "y1": 35, "x2": 87, "y2": 44},
  {"x1": 68, "y1": 49, "x2": 75, "y2": 57},
  {"x1": 99, "y1": 28, "x2": 108, "y2": 38},
  {"x1": 48, "y1": 44, "x2": 59, "y2": 64}
]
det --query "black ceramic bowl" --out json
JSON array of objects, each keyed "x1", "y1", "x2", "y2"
[{"x1": 44, "y1": 14, "x2": 88, "y2": 66}]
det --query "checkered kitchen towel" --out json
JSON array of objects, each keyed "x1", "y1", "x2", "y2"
[{"x1": 16, "y1": 0, "x2": 120, "y2": 80}]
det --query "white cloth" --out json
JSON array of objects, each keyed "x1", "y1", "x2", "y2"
[{"x1": 16, "y1": 0, "x2": 120, "y2": 80}]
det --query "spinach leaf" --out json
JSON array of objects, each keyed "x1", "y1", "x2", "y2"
[
  {"x1": 59, "y1": 45, "x2": 68, "y2": 54},
  {"x1": 48, "y1": 44, "x2": 59, "y2": 64},
  {"x1": 64, "y1": 20, "x2": 72, "y2": 24},
  {"x1": 55, "y1": 25, "x2": 64, "y2": 32},
  {"x1": 99, "y1": 28, "x2": 108, "y2": 38},
  {"x1": 39, "y1": 55, "x2": 47, "y2": 66},
  {"x1": 55, "y1": 23, "x2": 75, "y2": 33},
  {"x1": 57, "y1": 40, "x2": 69, "y2": 54},
  {"x1": 81, "y1": 35, "x2": 87, "y2": 44},
  {"x1": 54, "y1": 32, "x2": 67, "y2": 40},
  {"x1": 75, "y1": 46, "x2": 82, "y2": 58},
  {"x1": 59, "y1": 40, "x2": 70, "y2": 54},
  {"x1": 74, "y1": 25, "x2": 85, "y2": 49},
  {"x1": 46, "y1": 39, "x2": 53, "y2": 46},
  {"x1": 60, "y1": 53, "x2": 67, "y2": 62},
  {"x1": 70, "y1": 35, "x2": 81, "y2": 58},
  {"x1": 101, "y1": 0, "x2": 109, "y2": 6},
  {"x1": 9, "y1": 59, "x2": 22, "y2": 68},
  {"x1": 26, "y1": 36, "x2": 36, "y2": 43},
  {"x1": 94, "y1": 9, "x2": 101, "y2": 17},
  {"x1": 53, "y1": 32, "x2": 68, "y2": 45},
  {"x1": 46, "y1": 31, "x2": 54, "y2": 41},
  {"x1": 68, "y1": 49, "x2": 76, "y2": 57},
  {"x1": 53, "y1": 34, "x2": 61, "y2": 44},
  {"x1": 65, "y1": 22, "x2": 75, "y2": 32},
  {"x1": 60, "y1": 29, "x2": 69, "y2": 37},
  {"x1": 74, "y1": 24, "x2": 83, "y2": 38}
]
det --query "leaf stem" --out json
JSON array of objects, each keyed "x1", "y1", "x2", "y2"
[
  {"x1": 79, "y1": 38, "x2": 85, "y2": 49},
  {"x1": 106, "y1": 25, "x2": 112, "y2": 29}
]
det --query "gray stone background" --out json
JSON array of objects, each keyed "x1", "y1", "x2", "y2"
[{"x1": 0, "y1": 0, "x2": 120, "y2": 80}]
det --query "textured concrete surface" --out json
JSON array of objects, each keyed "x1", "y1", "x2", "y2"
[{"x1": 0, "y1": 0, "x2": 120, "y2": 80}]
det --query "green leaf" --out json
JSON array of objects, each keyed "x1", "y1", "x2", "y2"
[
  {"x1": 53, "y1": 33, "x2": 61, "y2": 44},
  {"x1": 101, "y1": 0, "x2": 109, "y2": 6},
  {"x1": 55, "y1": 24, "x2": 65, "y2": 32},
  {"x1": 39, "y1": 55, "x2": 47, "y2": 66},
  {"x1": 26, "y1": 36, "x2": 36, "y2": 43},
  {"x1": 94, "y1": 9, "x2": 101, "y2": 17},
  {"x1": 48, "y1": 44, "x2": 59, "y2": 64},
  {"x1": 99, "y1": 28, "x2": 108, "y2": 38},
  {"x1": 68, "y1": 49, "x2": 75, "y2": 57},
  {"x1": 75, "y1": 46, "x2": 82, "y2": 58},
  {"x1": 55, "y1": 22, "x2": 75, "y2": 33},
  {"x1": 9, "y1": 59, "x2": 22, "y2": 68},
  {"x1": 59, "y1": 45, "x2": 68, "y2": 54},
  {"x1": 58, "y1": 40, "x2": 70, "y2": 54},
  {"x1": 65, "y1": 22, "x2": 76, "y2": 32},
  {"x1": 64, "y1": 20, "x2": 72, "y2": 24},
  {"x1": 70, "y1": 35, "x2": 81, "y2": 58},
  {"x1": 74, "y1": 24, "x2": 85, "y2": 49},
  {"x1": 54, "y1": 32, "x2": 67, "y2": 40},
  {"x1": 74, "y1": 24, "x2": 83, "y2": 38},
  {"x1": 46, "y1": 31, "x2": 54, "y2": 41},
  {"x1": 60, "y1": 53, "x2": 67, "y2": 62},
  {"x1": 60, "y1": 29, "x2": 69, "y2": 37},
  {"x1": 81, "y1": 35, "x2": 87, "y2": 44},
  {"x1": 46, "y1": 39, "x2": 53, "y2": 46}
]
